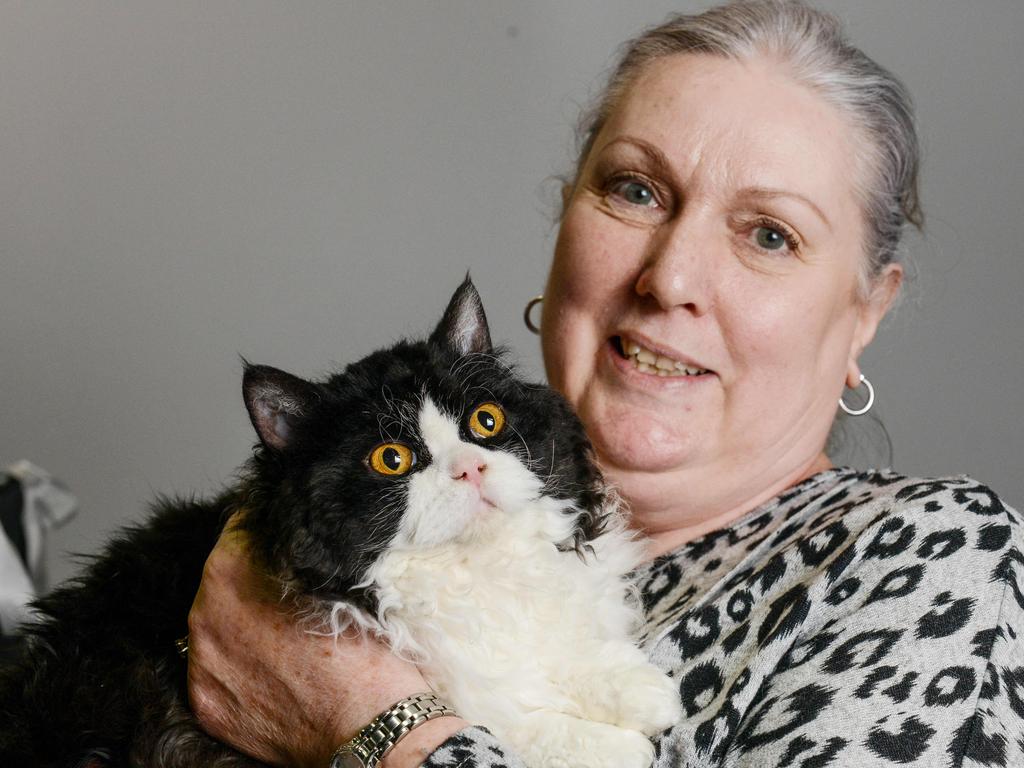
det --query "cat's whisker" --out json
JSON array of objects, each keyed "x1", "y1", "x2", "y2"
[
  {"x1": 449, "y1": 353, "x2": 486, "y2": 378},
  {"x1": 504, "y1": 422, "x2": 532, "y2": 466},
  {"x1": 465, "y1": 384, "x2": 497, "y2": 401},
  {"x1": 364, "y1": 493, "x2": 409, "y2": 529},
  {"x1": 367, "y1": 496, "x2": 401, "y2": 518},
  {"x1": 398, "y1": 399, "x2": 418, "y2": 427}
]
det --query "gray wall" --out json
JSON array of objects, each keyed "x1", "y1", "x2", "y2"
[{"x1": 2, "y1": 1, "x2": 1021, "y2": 587}]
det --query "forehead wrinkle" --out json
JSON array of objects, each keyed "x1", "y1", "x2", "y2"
[
  {"x1": 614, "y1": 58, "x2": 848, "y2": 223},
  {"x1": 595, "y1": 136, "x2": 676, "y2": 181},
  {"x1": 687, "y1": 124, "x2": 760, "y2": 205}
]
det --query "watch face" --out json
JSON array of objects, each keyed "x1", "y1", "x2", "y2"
[{"x1": 331, "y1": 748, "x2": 365, "y2": 768}]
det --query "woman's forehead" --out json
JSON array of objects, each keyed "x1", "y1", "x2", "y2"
[{"x1": 596, "y1": 54, "x2": 861, "y2": 222}]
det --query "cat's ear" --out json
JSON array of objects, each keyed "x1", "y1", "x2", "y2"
[
  {"x1": 242, "y1": 363, "x2": 319, "y2": 452},
  {"x1": 430, "y1": 276, "x2": 492, "y2": 356}
]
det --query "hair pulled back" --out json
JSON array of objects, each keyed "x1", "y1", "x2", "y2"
[{"x1": 570, "y1": 0, "x2": 923, "y2": 292}]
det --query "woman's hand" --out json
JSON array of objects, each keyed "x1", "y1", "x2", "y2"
[{"x1": 187, "y1": 513, "x2": 467, "y2": 768}]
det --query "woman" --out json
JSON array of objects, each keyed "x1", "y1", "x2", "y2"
[{"x1": 187, "y1": 2, "x2": 1023, "y2": 767}]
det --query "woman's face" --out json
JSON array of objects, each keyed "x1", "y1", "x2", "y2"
[{"x1": 542, "y1": 54, "x2": 899, "y2": 518}]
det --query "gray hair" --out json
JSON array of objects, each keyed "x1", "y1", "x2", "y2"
[{"x1": 568, "y1": 0, "x2": 923, "y2": 293}]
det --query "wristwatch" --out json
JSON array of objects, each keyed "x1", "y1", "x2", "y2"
[{"x1": 329, "y1": 692, "x2": 458, "y2": 768}]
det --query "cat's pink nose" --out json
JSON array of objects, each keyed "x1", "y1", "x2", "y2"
[{"x1": 451, "y1": 453, "x2": 487, "y2": 488}]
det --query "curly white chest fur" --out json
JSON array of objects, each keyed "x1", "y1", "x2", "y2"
[
  {"x1": 370, "y1": 501, "x2": 680, "y2": 768},
  {"x1": 332, "y1": 397, "x2": 681, "y2": 767}
]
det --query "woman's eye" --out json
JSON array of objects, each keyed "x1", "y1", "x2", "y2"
[
  {"x1": 468, "y1": 402, "x2": 506, "y2": 439},
  {"x1": 367, "y1": 443, "x2": 416, "y2": 476},
  {"x1": 755, "y1": 226, "x2": 787, "y2": 250},
  {"x1": 611, "y1": 179, "x2": 657, "y2": 207},
  {"x1": 751, "y1": 220, "x2": 799, "y2": 253}
]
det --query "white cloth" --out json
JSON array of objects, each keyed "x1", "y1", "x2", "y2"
[{"x1": 0, "y1": 460, "x2": 77, "y2": 634}]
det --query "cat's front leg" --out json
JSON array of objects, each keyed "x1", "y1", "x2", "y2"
[
  {"x1": 515, "y1": 710, "x2": 656, "y2": 768},
  {"x1": 561, "y1": 644, "x2": 682, "y2": 736}
]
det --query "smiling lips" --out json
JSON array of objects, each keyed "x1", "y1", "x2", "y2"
[{"x1": 617, "y1": 336, "x2": 711, "y2": 377}]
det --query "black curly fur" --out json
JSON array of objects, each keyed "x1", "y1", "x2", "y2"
[{"x1": 0, "y1": 278, "x2": 609, "y2": 767}]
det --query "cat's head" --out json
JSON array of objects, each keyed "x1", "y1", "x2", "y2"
[{"x1": 239, "y1": 277, "x2": 607, "y2": 607}]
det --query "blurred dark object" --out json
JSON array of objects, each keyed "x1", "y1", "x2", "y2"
[
  {"x1": 0, "y1": 480, "x2": 27, "y2": 570},
  {"x1": 0, "y1": 633, "x2": 25, "y2": 667},
  {"x1": 0, "y1": 461, "x2": 78, "y2": 643}
]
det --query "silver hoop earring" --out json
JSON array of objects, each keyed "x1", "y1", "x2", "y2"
[
  {"x1": 839, "y1": 374, "x2": 875, "y2": 416},
  {"x1": 524, "y1": 295, "x2": 543, "y2": 335}
]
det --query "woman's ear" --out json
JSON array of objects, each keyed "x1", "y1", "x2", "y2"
[{"x1": 846, "y1": 263, "x2": 904, "y2": 387}]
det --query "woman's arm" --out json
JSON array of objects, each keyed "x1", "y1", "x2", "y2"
[{"x1": 186, "y1": 517, "x2": 472, "y2": 768}]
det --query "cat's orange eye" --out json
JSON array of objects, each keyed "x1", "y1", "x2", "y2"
[
  {"x1": 367, "y1": 443, "x2": 416, "y2": 476},
  {"x1": 468, "y1": 403, "x2": 506, "y2": 439}
]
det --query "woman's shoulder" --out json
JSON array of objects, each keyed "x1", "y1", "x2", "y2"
[
  {"x1": 786, "y1": 468, "x2": 1011, "y2": 536},
  {"x1": 716, "y1": 467, "x2": 1022, "y2": 584},
  {"x1": 789, "y1": 468, "x2": 1022, "y2": 632},
  {"x1": 637, "y1": 468, "x2": 1022, "y2": 646},
  {"x1": 845, "y1": 468, "x2": 1013, "y2": 511},
  {"x1": 707, "y1": 467, "x2": 1024, "y2": 637},
  {"x1": 812, "y1": 468, "x2": 1021, "y2": 550}
]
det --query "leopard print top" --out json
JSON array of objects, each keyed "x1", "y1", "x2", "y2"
[{"x1": 421, "y1": 468, "x2": 1024, "y2": 767}]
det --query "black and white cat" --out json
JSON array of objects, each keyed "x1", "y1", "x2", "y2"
[{"x1": 0, "y1": 279, "x2": 680, "y2": 768}]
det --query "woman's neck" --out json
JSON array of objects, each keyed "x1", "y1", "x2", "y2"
[{"x1": 618, "y1": 452, "x2": 834, "y2": 560}]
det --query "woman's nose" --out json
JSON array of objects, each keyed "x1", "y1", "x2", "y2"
[
  {"x1": 633, "y1": 216, "x2": 713, "y2": 315},
  {"x1": 450, "y1": 452, "x2": 487, "y2": 488}
]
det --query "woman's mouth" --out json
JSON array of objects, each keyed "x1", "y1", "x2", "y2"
[{"x1": 611, "y1": 336, "x2": 711, "y2": 378}]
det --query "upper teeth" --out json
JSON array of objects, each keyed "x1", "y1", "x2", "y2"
[{"x1": 624, "y1": 340, "x2": 707, "y2": 377}]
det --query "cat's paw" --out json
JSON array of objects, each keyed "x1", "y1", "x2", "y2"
[
  {"x1": 520, "y1": 712, "x2": 656, "y2": 768},
  {"x1": 576, "y1": 727, "x2": 656, "y2": 768},
  {"x1": 608, "y1": 664, "x2": 682, "y2": 735}
]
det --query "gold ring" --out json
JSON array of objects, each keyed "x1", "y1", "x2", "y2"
[{"x1": 175, "y1": 635, "x2": 189, "y2": 658}]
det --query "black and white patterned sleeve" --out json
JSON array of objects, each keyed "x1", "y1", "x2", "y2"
[
  {"x1": 957, "y1": 511, "x2": 1024, "y2": 766},
  {"x1": 421, "y1": 726, "x2": 528, "y2": 768}
]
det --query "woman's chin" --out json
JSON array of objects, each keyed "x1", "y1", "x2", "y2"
[{"x1": 582, "y1": 404, "x2": 705, "y2": 476}]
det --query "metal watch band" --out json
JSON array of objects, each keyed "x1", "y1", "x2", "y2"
[{"x1": 329, "y1": 692, "x2": 458, "y2": 768}]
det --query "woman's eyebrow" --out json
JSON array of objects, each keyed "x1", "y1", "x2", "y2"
[
  {"x1": 599, "y1": 138, "x2": 834, "y2": 233},
  {"x1": 736, "y1": 187, "x2": 833, "y2": 232},
  {"x1": 599, "y1": 137, "x2": 675, "y2": 179}
]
